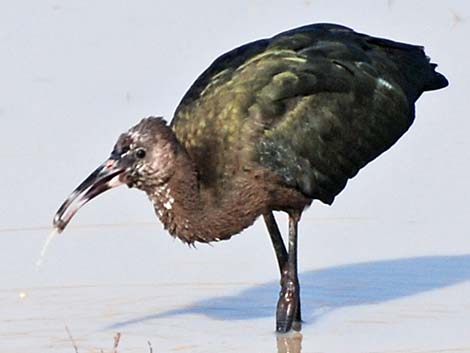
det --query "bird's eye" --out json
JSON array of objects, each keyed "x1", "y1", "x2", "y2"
[{"x1": 135, "y1": 148, "x2": 146, "y2": 159}]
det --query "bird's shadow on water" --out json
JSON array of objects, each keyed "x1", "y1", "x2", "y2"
[{"x1": 109, "y1": 255, "x2": 470, "y2": 329}]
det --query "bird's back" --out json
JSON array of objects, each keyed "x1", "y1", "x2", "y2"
[{"x1": 171, "y1": 23, "x2": 448, "y2": 204}]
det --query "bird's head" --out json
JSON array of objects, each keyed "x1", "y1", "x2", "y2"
[{"x1": 53, "y1": 117, "x2": 177, "y2": 233}]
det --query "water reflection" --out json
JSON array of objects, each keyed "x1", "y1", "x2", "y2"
[{"x1": 277, "y1": 332, "x2": 303, "y2": 353}]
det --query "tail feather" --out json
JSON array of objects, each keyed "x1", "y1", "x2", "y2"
[
  {"x1": 423, "y1": 61, "x2": 449, "y2": 91},
  {"x1": 405, "y1": 47, "x2": 448, "y2": 93},
  {"x1": 366, "y1": 35, "x2": 448, "y2": 95}
]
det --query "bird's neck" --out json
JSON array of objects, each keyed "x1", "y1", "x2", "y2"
[{"x1": 145, "y1": 145, "x2": 267, "y2": 244}]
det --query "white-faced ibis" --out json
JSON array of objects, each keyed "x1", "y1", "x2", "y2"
[{"x1": 53, "y1": 23, "x2": 448, "y2": 333}]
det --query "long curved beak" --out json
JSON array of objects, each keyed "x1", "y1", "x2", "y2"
[{"x1": 53, "y1": 158, "x2": 128, "y2": 233}]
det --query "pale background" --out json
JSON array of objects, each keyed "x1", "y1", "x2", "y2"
[{"x1": 1, "y1": 0, "x2": 469, "y2": 352}]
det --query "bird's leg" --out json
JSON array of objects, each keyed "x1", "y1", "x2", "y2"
[
  {"x1": 263, "y1": 212, "x2": 288, "y2": 272},
  {"x1": 276, "y1": 211, "x2": 302, "y2": 333},
  {"x1": 263, "y1": 211, "x2": 302, "y2": 331}
]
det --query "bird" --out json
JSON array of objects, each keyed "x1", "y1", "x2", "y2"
[{"x1": 53, "y1": 23, "x2": 448, "y2": 333}]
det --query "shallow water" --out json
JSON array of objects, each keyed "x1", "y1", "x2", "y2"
[
  {"x1": 3, "y1": 220, "x2": 470, "y2": 352},
  {"x1": 1, "y1": 0, "x2": 469, "y2": 351}
]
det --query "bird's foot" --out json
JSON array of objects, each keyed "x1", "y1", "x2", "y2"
[
  {"x1": 276, "y1": 330, "x2": 303, "y2": 353},
  {"x1": 276, "y1": 276, "x2": 301, "y2": 333}
]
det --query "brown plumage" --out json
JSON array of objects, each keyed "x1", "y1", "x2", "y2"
[{"x1": 53, "y1": 23, "x2": 448, "y2": 332}]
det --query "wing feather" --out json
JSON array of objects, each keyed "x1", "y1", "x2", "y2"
[{"x1": 171, "y1": 23, "x2": 447, "y2": 203}]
